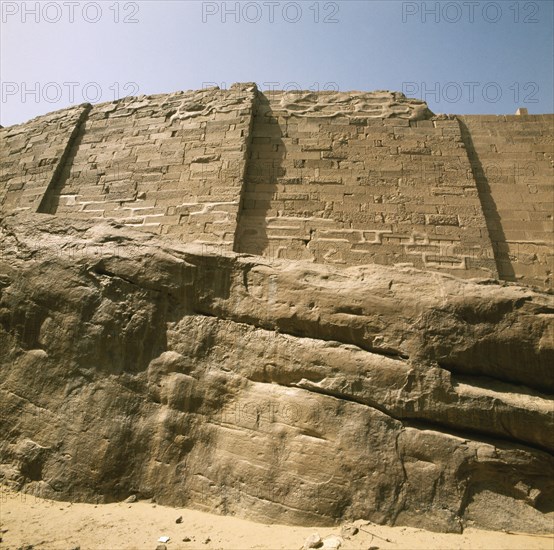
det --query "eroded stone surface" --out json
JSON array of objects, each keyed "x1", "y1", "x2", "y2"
[
  {"x1": 2, "y1": 84, "x2": 551, "y2": 288},
  {"x1": 0, "y1": 214, "x2": 552, "y2": 534}
]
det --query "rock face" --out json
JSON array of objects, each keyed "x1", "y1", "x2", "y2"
[
  {"x1": 1, "y1": 213, "x2": 553, "y2": 534},
  {"x1": 1, "y1": 86, "x2": 553, "y2": 533}
]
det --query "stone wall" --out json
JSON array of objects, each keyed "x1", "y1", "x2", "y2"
[
  {"x1": 1, "y1": 84, "x2": 552, "y2": 288},
  {"x1": 0, "y1": 83, "x2": 256, "y2": 250},
  {"x1": 236, "y1": 91, "x2": 497, "y2": 279},
  {"x1": 459, "y1": 115, "x2": 554, "y2": 288},
  {"x1": 0, "y1": 104, "x2": 90, "y2": 213},
  {"x1": 39, "y1": 83, "x2": 256, "y2": 249}
]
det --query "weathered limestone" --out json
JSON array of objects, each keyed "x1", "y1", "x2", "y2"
[
  {"x1": 459, "y1": 115, "x2": 554, "y2": 288},
  {"x1": 1, "y1": 86, "x2": 553, "y2": 535},
  {"x1": 1, "y1": 84, "x2": 257, "y2": 249},
  {"x1": 237, "y1": 93, "x2": 497, "y2": 279},
  {"x1": 0, "y1": 104, "x2": 91, "y2": 213},
  {"x1": 1, "y1": 84, "x2": 551, "y2": 288},
  {"x1": 0, "y1": 214, "x2": 553, "y2": 534}
]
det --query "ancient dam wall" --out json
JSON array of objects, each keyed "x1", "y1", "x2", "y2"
[{"x1": 1, "y1": 83, "x2": 552, "y2": 288}]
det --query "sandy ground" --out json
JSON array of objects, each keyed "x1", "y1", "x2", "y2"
[{"x1": 1, "y1": 487, "x2": 552, "y2": 550}]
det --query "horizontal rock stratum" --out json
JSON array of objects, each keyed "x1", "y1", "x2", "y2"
[{"x1": 0, "y1": 85, "x2": 553, "y2": 534}]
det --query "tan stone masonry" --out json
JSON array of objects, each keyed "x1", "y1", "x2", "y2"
[{"x1": 1, "y1": 84, "x2": 552, "y2": 288}]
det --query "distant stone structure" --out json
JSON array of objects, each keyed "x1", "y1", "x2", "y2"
[{"x1": 1, "y1": 83, "x2": 552, "y2": 288}]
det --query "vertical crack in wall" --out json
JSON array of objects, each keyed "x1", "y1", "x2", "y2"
[
  {"x1": 457, "y1": 118, "x2": 516, "y2": 282},
  {"x1": 37, "y1": 103, "x2": 92, "y2": 214}
]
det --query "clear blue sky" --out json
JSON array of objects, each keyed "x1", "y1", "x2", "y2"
[{"x1": 1, "y1": 0, "x2": 553, "y2": 126}]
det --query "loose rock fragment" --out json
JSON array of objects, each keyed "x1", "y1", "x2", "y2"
[
  {"x1": 322, "y1": 535, "x2": 343, "y2": 549},
  {"x1": 303, "y1": 533, "x2": 323, "y2": 549}
]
